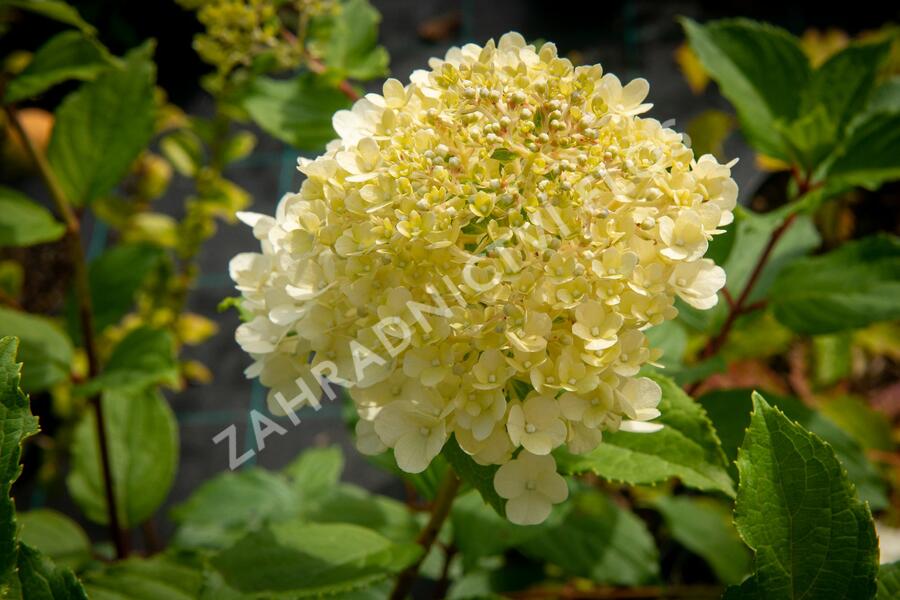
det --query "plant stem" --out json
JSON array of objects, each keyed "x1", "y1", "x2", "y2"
[
  {"x1": 699, "y1": 211, "x2": 799, "y2": 361},
  {"x1": 389, "y1": 469, "x2": 461, "y2": 600},
  {"x1": 4, "y1": 105, "x2": 129, "y2": 559},
  {"x1": 306, "y1": 56, "x2": 361, "y2": 101},
  {"x1": 687, "y1": 168, "x2": 816, "y2": 396}
]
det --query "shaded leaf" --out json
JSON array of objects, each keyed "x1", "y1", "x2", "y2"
[
  {"x1": 771, "y1": 234, "x2": 900, "y2": 335},
  {"x1": 84, "y1": 243, "x2": 165, "y2": 332},
  {"x1": 83, "y1": 554, "x2": 204, "y2": 600},
  {"x1": 170, "y1": 468, "x2": 296, "y2": 550},
  {"x1": 282, "y1": 445, "x2": 343, "y2": 504},
  {"x1": 803, "y1": 41, "x2": 890, "y2": 138},
  {"x1": 652, "y1": 495, "x2": 751, "y2": 585},
  {"x1": 4, "y1": 30, "x2": 111, "y2": 103},
  {"x1": 519, "y1": 490, "x2": 659, "y2": 586},
  {"x1": 0, "y1": 308, "x2": 72, "y2": 392},
  {"x1": 676, "y1": 208, "x2": 820, "y2": 334},
  {"x1": 0, "y1": 186, "x2": 65, "y2": 248},
  {"x1": 76, "y1": 327, "x2": 178, "y2": 396},
  {"x1": 67, "y1": 387, "x2": 178, "y2": 527},
  {"x1": 450, "y1": 490, "x2": 542, "y2": 566},
  {"x1": 1, "y1": 0, "x2": 94, "y2": 34},
  {"x1": 209, "y1": 520, "x2": 421, "y2": 597},
  {"x1": 878, "y1": 561, "x2": 900, "y2": 600},
  {"x1": 442, "y1": 435, "x2": 505, "y2": 516},
  {"x1": 825, "y1": 78, "x2": 900, "y2": 189},
  {"x1": 699, "y1": 388, "x2": 889, "y2": 510},
  {"x1": 17, "y1": 510, "x2": 91, "y2": 571},
  {"x1": 303, "y1": 483, "x2": 419, "y2": 544}
]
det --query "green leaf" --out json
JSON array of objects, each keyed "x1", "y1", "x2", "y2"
[
  {"x1": 83, "y1": 554, "x2": 204, "y2": 600},
  {"x1": 676, "y1": 208, "x2": 820, "y2": 334},
  {"x1": 724, "y1": 208, "x2": 821, "y2": 306},
  {"x1": 17, "y1": 510, "x2": 90, "y2": 571},
  {"x1": 682, "y1": 18, "x2": 810, "y2": 159},
  {"x1": 1, "y1": 0, "x2": 95, "y2": 34},
  {"x1": 75, "y1": 327, "x2": 177, "y2": 396},
  {"x1": 867, "y1": 76, "x2": 900, "y2": 114},
  {"x1": 47, "y1": 43, "x2": 156, "y2": 206},
  {"x1": 727, "y1": 393, "x2": 878, "y2": 599},
  {"x1": 450, "y1": 490, "x2": 542, "y2": 565},
  {"x1": 721, "y1": 310, "x2": 795, "y2": 362},
  {"x1": 825, "y1": 107, "x2": 900, "y2": 189},
  {"x1": 323, "y1": 0, "x2": 389, "y2": 81},
  {"x1": 878, "y1": 561, "x2": 900, "y2": 600},
  {"x1": 803, "y1": 41, "x2": 891, "y2": 139},
  {"x1": 519, "y1": 490, "x2": 659, "y2": 586},
  {"x1": 820, "y1": 395, "x2": 894, "y2": 453},
  {"x1": 282, "y1": 445, "x2": 343, "y2": 503},
  {"x1": 0, "y1": 338, "x2": 86, "y2": 599},
  {"x1": 0, "y1": 308, "x2": 72, "y2": 392},
  {"x1": 84, "y1": 243, "x2": 165, "y2": 332},
  {"x1": 812, "y1": 332, "x2": 852, "y2": 387},
  {"x1": 365, "y1": 448, "x2": 448, "y2": 501},
  {"x1": 209, "y1": 520, "x2": 421, "y2": 597},
  {"x1": 239, "y1": 73, "x2": 350, "y2": 151},
  {"x1": 643, "y1": 320, "x2": 687, "y2": 371},
  {"x1": 652, "y1": 495, "x2": 751, "y2": 585},
  {"x1": 67, "y1": 387, "x2": 178, "y2": 527},
  {"x1": 302, "y1": 484, "x2": 419, "y2": 544},
  {"x1": 0, "y1": 186, "x2": 65, "y2": 248},
  {"x1": 771, "y1": 234, "x2": 900, "y2": 334},
  {"x1": 14, "y1": 543, "x2": 88, "y2": 600},
  {"x1": 4, "y1": 30, "x2": 112, "y2": 103},
  {"x1": 0, "y1": 336, "x2": 39, "y2": 589},
  {"x1": 699, "y1": 388, "x2": 889, "y2": 510},
  {"x1": 170, "y1": 468, "x2": 296, "y2": 550},
  {"x1": 556, "y1": 374, "x2": 734, "y2": 497},
  {"x1": 441, "y1": 435, "x2": 505, "y2": 516}
]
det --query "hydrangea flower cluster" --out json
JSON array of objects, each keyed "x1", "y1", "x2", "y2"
[{"x1": 231, "y1": 32, "x2": 736, "y2": 525}]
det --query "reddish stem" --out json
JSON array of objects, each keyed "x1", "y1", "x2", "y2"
[{"x1": 4, "y1": 105, "x2": 129, "y2": 559}]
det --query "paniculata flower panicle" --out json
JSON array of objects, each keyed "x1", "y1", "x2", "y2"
[{"x1": 231, "y1": 32, "x2": 737, "y2": 524}]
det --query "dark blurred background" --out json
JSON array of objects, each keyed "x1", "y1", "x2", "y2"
[{"x1": 5, "y1": 0, "x2": 899, "y2": 543}]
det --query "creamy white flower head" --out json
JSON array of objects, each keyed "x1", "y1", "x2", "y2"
[
  {"x1": 231, "y1": 31, "x2": 735, "y2": 525},
  {"x1": 494, "y1": 451, "x2": 568, "y2": 525}
]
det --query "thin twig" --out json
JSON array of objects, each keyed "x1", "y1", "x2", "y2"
[
  {"x1": 390, "y1": 469, "x2": 461, "y2": 600},
  {"x1": 4, "y1": 105, "x2": 129, "y2": 559},
  {"x1": 432, "y1": 543, "x2": 457, "y2": 599},
  {"x1": 281, "y1": 27, "x2": 361, "y2": 103},
  {"x1": 686, "y1": 170, "x2": 814, "y2": 396},
  {"x1": 720, "y1": 286, "x2": 735, "y2": 310},
  {"x1": 700, "y1": 211, "x2": 798, "y2": 361},
  {"x1": 306, "y1": 55, "x2": 361, "y2": 101}
]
